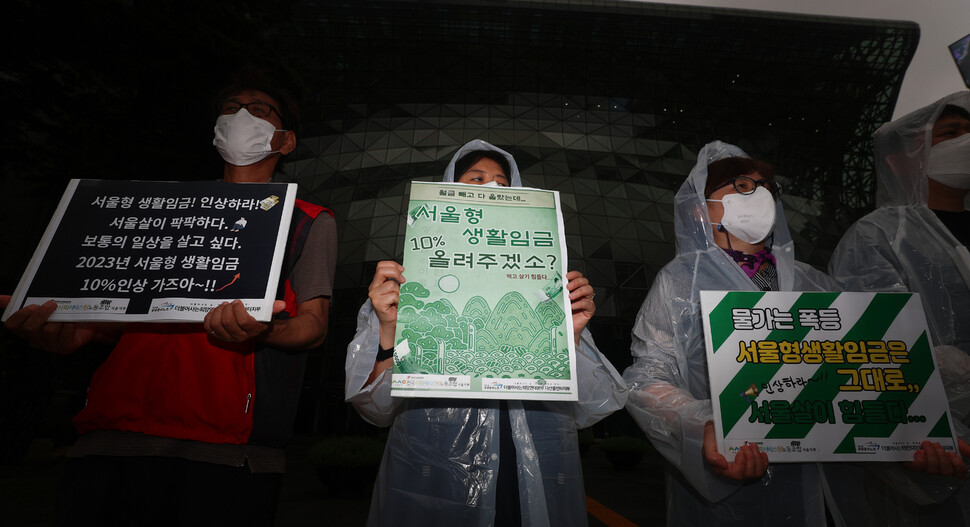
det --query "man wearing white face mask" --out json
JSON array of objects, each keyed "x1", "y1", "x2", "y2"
[
  {"x1": 926, "y1": 105, "x2": 970, "y2": 242},
  {"x1": 213, "y1": 95, "x2": 293, "y2": 170},
  {"x1": 2, "y1": 66, "x2": 337, "y2": 526},
  {"x1": 827, "y1": 92, "x2": 970, "y2": 525},
  {"x1": 831, "y1": 93, "x2": 970, "y2": 354}
]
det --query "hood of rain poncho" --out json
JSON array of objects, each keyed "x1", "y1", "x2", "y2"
[
  {"x1": 441, "y1": 139, "x2": 523, "y2": 187},
  {"x1": 874, "y1": 91, "x2": 970, "y2": 207},
  {"x1": 675, "y1": 140, "x2": 796, "y2": 289}
]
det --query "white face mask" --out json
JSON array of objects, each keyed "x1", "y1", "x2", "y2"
[
  {"x1": 927, "y1": 133, "x2": 970, "y2": 190},
  {"x1": 212, "y1": 109, "x2": 284, "y2": 166},
  {"x1": 707, "y1": 186, "x2": 777, "y2": 244}
]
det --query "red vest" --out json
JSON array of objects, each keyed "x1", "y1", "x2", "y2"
[{"x1": 73, "y1": 200, "x2": 331, "y2": 445}]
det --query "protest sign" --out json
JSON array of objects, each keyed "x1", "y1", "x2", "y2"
[
  {"x1": 390, "y1": 181, "x2": 576, "y2": 401},
  {"x1": 702, "y1": 290, "x2": 958, "y2": 462},
  {"x1": 3, "y1": 179, "x2": 295, "y2": 323}
]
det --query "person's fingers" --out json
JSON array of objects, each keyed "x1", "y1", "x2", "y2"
[
  {"x1": 370, "y1": 285, "x2": 400, "y2": 310},
  {"x1": 369, "y1": 261, "x2": 406, "y2": 289},
  {"x1": 231, "y1": 300, "x2": 263, "y2": 338},
  {"x1": 370, "y1": 278, "x2": 401, "y2": 298},
  {"x1": 702, "y1": 422, "x2": 729, "y2": 472},
  {"x1": 571, "y1": 304, "x2": 596, "y2": 335},
  {"x1": 751, "y1": 445, "x2": 769, "y2": 478},
  {"x1": 566, "y1": 274, "x2": 589, "y2": 292},
  {"x1": 202, "y1": 304, "x2": 216, "y2": 333},
  {"x1": 936, "y1": 449, "x2": 954, "y2": 477},
  {"x1": 924, "y1": 441, "x2": 943, "y2": 475},
  {"x1": 369, "y1": 273, "x2": 403, "y2": 325},
  {"x1": 54, "y1": 323, "x2": 79, "y2": 355},
  {"x1": 4, "y1": 303, "x2": 38, "y2": 334},
  {"x1": 568, "y1": 282, "x2": 593, "y2": 302},
  {"x1": 905, "y1": 448, "x2": 926, "y2": 472},
  {"x1": 21, "y1": 301, "x2": 58, "y2": 334},
  {"x1": 741, "y1": 445, "x2": 760, "y2": 479},
  {"x1": 204, "y1": 302, "x2": 230, "y2": 340},
  {"x1": 947, "y1": 452, "x2": 968, "y2": 479},
  {"x1": 706, "y1": 450, "x2": 729, "y2": 471},
  {"x1": 959, "y1": 438, "x2": 970, "y2": 459}
]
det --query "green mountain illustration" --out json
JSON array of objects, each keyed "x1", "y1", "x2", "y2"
[
  {"x1": 534, "y1": 297, "x2": 566, "y2": 329},
  {"x1": 462, "y1": 296, "x2": 491, "y2": 319},
  {"x1": 395, "y1": 288, "x2": 569, "y2": 379},
  {"x1": 483, "y1": 291, "x2": 545, "y2": 347}
]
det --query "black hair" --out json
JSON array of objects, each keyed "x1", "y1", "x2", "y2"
[
  {"x1": 938, "y1": 104, "x2": 970, "y2": 123},
  {"x1": 454, "y1": 150, "x2": 512, "y2": 181},
  {"x1": 214, "y1": 64, "x2": 300, "y2": 134},
  {"x1": 705, "y1": 156, "x2": 775, "y2": 197}
]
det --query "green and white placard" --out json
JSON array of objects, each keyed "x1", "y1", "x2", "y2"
[
  {"x1": 701, "y1": 290, "x2": 957, "y2": 462},
  {"x1": 390, "y1": 181, "x2": 576, "y2": 401}
]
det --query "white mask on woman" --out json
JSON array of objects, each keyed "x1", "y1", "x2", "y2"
[
  {"x1": 927, "y1": 133, "x2": 970, "y2": 190},
  {"x1": 213, "y1": 109, "x2": 284, "y2": 166},
  {"x1": 707, "y1": 186, "x2": 777, "y2": 244}
]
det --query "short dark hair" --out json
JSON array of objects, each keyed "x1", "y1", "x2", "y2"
[
  {"x1": 704, "y1": 156, "x2": 774, "y2": 197},
  {"x1": 454, "y1": 150, "x2": 512, "y2": 180},
  {"x1": 938, "y1": 104, "x2": 970, "y2": 123},
  {"x1": 214, "y1": 64, "x2": 300, "y2": 133}
]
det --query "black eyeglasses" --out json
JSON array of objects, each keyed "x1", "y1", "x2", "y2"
[
  {"x1": 219, "y1": 100, "x2": 280, "y2": 120},
  {"x1": 709, "y1": 176, "x2": 782, "y2": 197}
]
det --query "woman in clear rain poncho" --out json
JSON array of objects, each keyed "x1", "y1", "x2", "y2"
[
  {"x1": 345, "y1": 139, "x2": 629, "y2": 527},
  {"x1": 826, "y1": 92, "x2": 970, "y2": 525},
  {"x1": 622, "y1": 140, "x2": 840, "y2": 526}
]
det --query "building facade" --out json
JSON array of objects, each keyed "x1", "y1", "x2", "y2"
[{"x1": 271, "y1": 0, "x2": 918, "y2": 433}]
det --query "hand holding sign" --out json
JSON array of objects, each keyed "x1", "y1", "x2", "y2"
[
  {"x1": 566, "y1": 270, "x2": 595, "y2": 345},
  {"x1": 703, "y1": 421, "x2": 769, "y2": 480},
  {"x1": 369, "y1": 260, "x2": 406, "y2": 349},
  {"x1": 904, "y1": 439, "x2": 968, "y2": 479},
  {"x1": 203, "y1": 299, "x2": 287, "y2": 343},
  {"x1": 3, "y1": 298, "x2": 120, "y2": 354}
]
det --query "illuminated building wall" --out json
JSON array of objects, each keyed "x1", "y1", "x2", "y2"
[{"x1": 273, "y1": 0, "x2": 918, "y2": 432}]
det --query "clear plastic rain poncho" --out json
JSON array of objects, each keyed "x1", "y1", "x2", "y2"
[
  {"x1": 345, "y1": 139, "x2": 629, "y2": 527},
  {"x1": 826, "y1": 92, "x2": 970, "y2": 525},
  {"x1": 622, "y1": 141, "x2": 839, "y2": 526},
  {"x1": 828, "y1": 91, "x2": 970, "y2": 354}
]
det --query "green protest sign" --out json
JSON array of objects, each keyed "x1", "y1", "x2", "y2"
[
  {"x1": 390, "y1": 182, "x2": 576, "y2": 400},
  {"x1": 701, "y1": 291, "x2": 957, "y2": 461}
]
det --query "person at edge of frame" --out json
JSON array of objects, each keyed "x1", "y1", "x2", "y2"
[
  {"x1": 345, "y1": 139, "x2": 630, "y2": 527},
  {"x1": 827, "y1": 91, "x2": 970, "y2": 526},
  {"x1": 1, "y1": 65, "x2": 337, "y2": 527}
]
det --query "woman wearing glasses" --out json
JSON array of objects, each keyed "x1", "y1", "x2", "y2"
[{"x1": 622, "y1": 141, "x2": 842, "y2": 526}]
